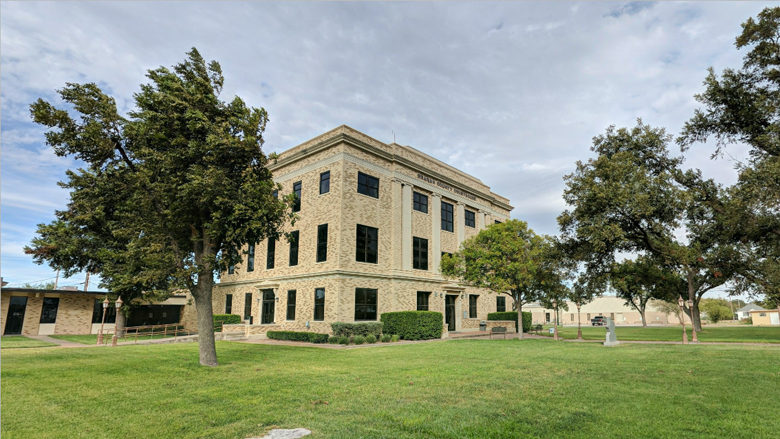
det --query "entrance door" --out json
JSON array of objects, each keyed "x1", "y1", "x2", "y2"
[
  {"x1": 4, "y1": 297, "x2": 28, "y2": 335},
  {"x1": 771, "y1": 312, "x2": 780, "y2": 326},
  {"x1": 262, "y1": 290, "x2": 275, "y2": 324},
  {"x1": 445, "y1": 295, "x2": 456, "y2": 331}
]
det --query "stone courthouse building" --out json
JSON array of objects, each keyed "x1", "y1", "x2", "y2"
[{"x1": 214, "y1": 126, "x2": 514, "y2": 336}]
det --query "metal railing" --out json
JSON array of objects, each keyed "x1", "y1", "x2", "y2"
[{"x1": 97, "y1": 323, "x2": 197, "y2": 345}]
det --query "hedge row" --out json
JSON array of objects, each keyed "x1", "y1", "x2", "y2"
[
  {"x1": 267, "y1": 331, "x2": 329, "y2": 344},
  {"x1": 331, "y1": 322, "x2": 383, "y2": 338},
  {"x1": 487, "y1": 311, "x2": 532, "y2": 333},
  {"x1": 213, "y1": 314, "x2": 242, "y2": 332},
  {"x1": 380, "y1": 311, "x2": 443, "y2": 340}
]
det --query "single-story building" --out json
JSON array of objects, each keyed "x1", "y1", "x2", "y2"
[
  {"x1": 735, "y1": 304, "x2": 764, "y2": 320},
  {"x1": 749, "y1": 308, "x2": 780, "y2": 326},
  {"x1": 524, "y1": 296, "x2": 683, "y2": 326},
  {"x1": 1, "y1": 287, "x2": 192, "y2": 336}
]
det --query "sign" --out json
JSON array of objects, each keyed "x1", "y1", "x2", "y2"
[
  {"x1": 417, "y1": 173, "x2": 478, "y2": 201},
  {"x1": 549, "y1": 328, "x2": 555, "y2": 334}
]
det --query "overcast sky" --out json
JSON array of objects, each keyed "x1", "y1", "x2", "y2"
[{"x1": 1, "y1": 1, "x2": 773, "y2": 296}]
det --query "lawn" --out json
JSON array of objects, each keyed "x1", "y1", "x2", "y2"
[
  {"x1": 0, "y1": 336, "x2": 58, "y2": 349},
  {"x1": 537, "y1": 325, "x2": 780, "y2": 343},
  {"x1": 49, "y1": 333, "x2": 180, "y2": 345},
  {"x1": 2, "y1": 339, "x2": 780, "y2": 438}
]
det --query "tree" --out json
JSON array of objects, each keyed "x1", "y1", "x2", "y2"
[
  {"x1": 24, "y1": 48, "x2": 290, "y2": 366},
  {"x1": 567, "y1": 278, "x2": 598, "y2": 340},
  {"x1": 19, "y1": 281, "x2": 57, "y2": 290},
  {"x1": 441, "y1": 219, "x2": 549, "y2": 339},
  {"x1": 609, "y1": 256, "x2": 682, "y2": 327},
  {"x1": 699, "y1": 298, "x2": 735, "y2": 323},
  {"x1": 558, "y1": 120, "x2": 736, "y2": 331},
  {"x1": 651, "y1": 299, "x2": 682, "y2": 323},
  {"x1": 678, "y1": 6, "x2": 780, "y2": 317}
]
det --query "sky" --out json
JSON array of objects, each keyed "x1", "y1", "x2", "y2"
[{"x1": 1, "y1": 1, "x2": 774, "y2": 297}]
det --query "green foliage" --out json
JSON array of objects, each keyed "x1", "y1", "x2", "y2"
[
  {"x1": 380, "y1": 334, "x2": 391, "y2": 343},
  {"x1": 338, "y1": 336, "x2": 349, "y2": 345},
  {"x1": 328, "y1": 336, "x2": 340, "y2": 344},
  {"x1": 19, "y1": 281, "x2": 57, "y2": 290},
  {"x1": 380, "y1": 311, "x2": 443, "y2": 340},
  {"x1": 266, "y1": 331, "x2": 329, "y2": 344},
  {"x1": 212, "y1": 314, "x2": 241, "y2": 332},
  {"x1": 609, "y1": 256, "x2": 684, "y2": 325},
  {"x1": 366, "y1": 334, "x2": 377, "y2": 344},
  {"x1": 487, "y1": 312, "x2": 531, "y2": 332},
  {"x1": 330, "y1": 322, "x2": 383, "y2": 338},
  {"x1": 353, "y1": 336, "x2": 366, "y2": 345},
  {"x1": 390, "y1": 335, "x2": 400, "y2": 342},
  {"x1": 700, "y1": 298, "x2": 735, "y2": 323}
]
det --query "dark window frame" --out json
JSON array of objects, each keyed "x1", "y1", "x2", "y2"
[
  {"x1": 244, "y1": 293, "x2": 253, "y2": 320},
  {"x1": 320, "y1": 171, "x2": 330, "y2": 194},
  {"x1": 40, "y1": 298, "x2": 60, "y2": 324},
  {"x1": 247, "y1": 244, "x2": 255, "y2": 272},
  {"x1": 465, "y1": 210, "x2": 475, "y2": 228},
  {"x1": 441, "y1": 201, "x2": 454, "y2": 232},
  {"x1": 413, "y1": 237, "x2": 428, "y2": 270},
  {"x1": 314, "y1": 288, "x2": 325, "y2": 321},
  {"x1": 225, "y1": 294, "x2": 233, "y2": 314},
  {"x1": 417, "y1": 291, "x2": 430, "y2": 311},
  {"x1": 357, "y1": 172, "x2": 379, "y2": 198},
  {"x1": 355, "y1": 224, "x2": 378, "y2": 264},
  {"x1": 496, "y1": 296, "x2": 506, "y2": 313},
  {"x1": 469, "y1": 295, "x2": 479, "y2": 318},
  {"x1": 292, "y1": 181, "x2": 302, "y2": 212},
  {"x1": 317, "y1": 224, "x2": 328, "y2": 263},
  {"x1": 92, "y1": 299, "x2": 116, "y2": 324},
  {"x1": 287, "y1": 290, "x2": 297, "y2": 321},
  {"x1": 289, "y1": 231, "x2": 299, "y2": 266},
  {"x1": 266, "y1": 239, "x2": 275, "y2": 269},
  {"x1": 413, "y1": 192, "x2": 428, "y2": 213},
  {"x1": 354, "y1": 288, "x2": 378, "y2": 321}
]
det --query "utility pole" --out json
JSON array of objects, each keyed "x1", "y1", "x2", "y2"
[
  {"x1": 84, "y1": 272, "x2": 90, "y2": 291},
  {"x1": 54, "y1": 269, "x2": 60, "y2": 290}
]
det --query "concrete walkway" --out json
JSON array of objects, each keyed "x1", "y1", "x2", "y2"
[{"x1": 25, "y1": 335, "x2": 85, "y2": 348}]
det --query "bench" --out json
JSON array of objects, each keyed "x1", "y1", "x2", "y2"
[
  {"x1": 532, "y1": 324, "x2": 543, "y2": 335},
  {"x1": 490, "y1": 326, "x2": 507, "y2": 339}
]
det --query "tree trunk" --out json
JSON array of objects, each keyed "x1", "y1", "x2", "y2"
[
  {"x1": 687, "y1": 270, "x2": 703, "y2": 331},
  {"x1": 517, "y1": 303, "x2": 524, "y2": 340},
  {"x1": 115, "y1": 310, "x2": 126, "y2": 338},
  {"x1": 577, "y1": 307, "x2": 582, "y2": 340},
  {"x1": 192, "y1": 274, "x2": 219, "y2": 367},
  {"x1": 640, "y1": 309, "x2": 647, "y2": 327}
]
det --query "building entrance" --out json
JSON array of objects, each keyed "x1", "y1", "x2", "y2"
[
  {"x1": 445, "y1": 295, "x2": 457, "y2": 331},
  {"x1": 262, "y1": 290, "x2": 275, "y2": 324},
  {"x1": 4, "y1": 296, "x2": 28, "y2": 335}
]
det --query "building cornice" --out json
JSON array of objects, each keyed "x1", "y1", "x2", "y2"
[{"x1": 216, "y1": 269, "x2": 469, "y2": 288}]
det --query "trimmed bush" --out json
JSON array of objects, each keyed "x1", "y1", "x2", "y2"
[
  {"x1": 328, "y1": 336, "x2": 339, "y2": 344},
  {"x1": 380, "y1": 311, "x2": 443, "y2": 340},
  {"x1": 266, "y1": 331, "x2": 329, "y2": 344},
  {"x1": 381, "y1": 334, "x2": 391, "y2": 342},
  {"x1": 366, "y1": 334, "x2": 377, "y2": 344},
  {"x1": 330, "y1": 322, "x2": 383, "y2": 338},
  {"x1": 391, "y1": 334, "x2": 400, "y2": 342},
  {"x1": 213, "y1": 314, "x2": 242, "y2": 332},
  {"x1": 487, "y1": 311, "x2": 532, "y2": 333},
  {"x1": 354, "y1": 335, "x2": 366, "y2": 345},
  {"x1": 338, "y1": 336, "x2": 350, "y2": 345}
]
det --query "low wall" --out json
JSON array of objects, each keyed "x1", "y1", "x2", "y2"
[{"x1": 486, "y1": 320, "x2": 516, "y2": 333}]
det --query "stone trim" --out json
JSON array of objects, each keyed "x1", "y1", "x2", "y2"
[{"x1": 216, "y1": 269, "x2": 458, "y2": 288}]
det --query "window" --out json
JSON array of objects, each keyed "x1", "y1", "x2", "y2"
[
  {"x1": 442, "y1": 252, "x2": 453, "y2": 259},
  {"x1": 469, "y1": 295, "x2": 478, "y2": 318},
  {"x1": 289, "y1": 231, "x2": 299, "y2": 266},
  {"x1": 413, "y1": 237, "x2": 428, "y2": 270},
  {"x1": 571, "y1": 313, "x2": 575, "y2": 322},
  {"x1": 292, "y1": 181, "x2": 302, "y2": 212},
  {"x1": 413, "y1": 192, "x2": 428, "y2": 213},
  {"x1": 266, "y1": 239, "x2": 275, "y2": 269},
  {"x1": 273, "y1": 190, "x2": 278, "y2": 198},
  {"x1": 91, "y1": 299, "x2": 116, "y2": 324},
  {"x1": 320, "y1": 171, "x2": 330, "y2": 194},
  {"x1": 228, "y1": 264, "x2": 235, "y2": 275},
  {"x1": 441, "y1": 201, "x2": 454, "y2": 232},
  {"x1": 356, "y1": 224, "x2": 378, "y2": 263},
  {"x1": 287, "y1": 290, "x2": 296, "y2": 320},
  {"x1": 317, "y1": 224, "x2": 328, "y2": 263},
  {"x1": 357, "y1": 172, "x2": 379, "y2": 198},
  {"x1": 314, "y1": 288, "x2": 325, "y2": 321},
  {"x1": 417, "y1": 292, "x2": 430, "y2": 311},
  {"x1": 355, "y1": 288, "x2": 378, "y2": 321},
  {"x1": 247, "y1": 244, "x2": 255, "y2": 272},
  {"x1": 760, "y1": 313, "x2": 767, "y2": 317},
  {"x1": 244, "y1": 293, "x2": 253, "y2": 320},
  {"x1": 40, "y1": 298, "x2": 59, "y2": 324},
  {"x1": 495, "y1": 220, "x2": 501, "y2": 224},
  {"x1": 225, "y1": 294, "x2": 233, "y2": 314},
  {"x1": 465, "y1": 210, "x2": 475, "y2": 228},
  {"x1": 496, "y1": 296, "x2": 506, "y2": 312}
]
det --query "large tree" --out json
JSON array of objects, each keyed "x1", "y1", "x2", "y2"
[
  {"x1": 609, "y1": 256, "x2": 682, "y2": 327},
  {"x1": 24, "y1": 48, "x2": 290, "y2": 366},
  {"x1": 678, "y1": 6, "x2": 780, "y2": 315},
  {"x1": 441, "y1": 220, "x2": 551, "y2": 339}
]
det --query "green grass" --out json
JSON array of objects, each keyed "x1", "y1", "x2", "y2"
[
  {"x1": 49, "y1": 333, "x2": 180, "y2": 345},
  {"x1": 3, "y1": 340, "x2": 780, "y2": 438},
  {"x1": 537, "y1": 325, "x2": 780, "y2": 343},
  {"x1": 0, "y1": 336, "x2": 58, "y2": 349}
]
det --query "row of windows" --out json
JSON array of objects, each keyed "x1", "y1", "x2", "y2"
[{"x1": 232, "y1": 224, "x2": 329, "y2": 273}]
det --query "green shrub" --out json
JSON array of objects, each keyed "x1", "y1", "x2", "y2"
[
  {"x1": 380, "y1": 311, "x2": 443, "y2": 340},
  {"x1": 381, "y1": 334, "x2": 391, "y2": 342},
  {"x1": 487, "y1": 311, "x2": 532, "y2": 333},
  {"x1": 328, "y1": 336, "x2": 339, "y2": 344},
  {"x1": 330, "y1": 322, "x2": 383, "y2": 338},
  {"x1": 212, "y1": 314, "x2": 242, "y2": 332},
  {"x1": 391, "y1": 334, "x2": 400, "y2": 342},
  {"x1": 354, "y1": 335, "x2": 366, "y2": 345},
  {"x1": 266, "y1": 331, "x2": 329, "y2": 344},
  {"x1": 338, "y1": 336, "x2": 350, "y2": 345},
  {"x1": 366, "y1": 334, "x2": 377, "y2": 344}
]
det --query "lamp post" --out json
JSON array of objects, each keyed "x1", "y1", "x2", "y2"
[
  {"x1": 677, "y1": 296, "x2": 688, "y2": 345},
  {"x1": 553, "y1": 299, "x2": 559, "y2": 341},
  {"x1": 576, "y1": 302, "x2": 582, "y2": 340},
  {"x1": 688, "y1": 299, "x2": 698, "y2": 342},
  {"x1": 96, "y1": 297, "x2": 109, "y2": 345},
  {"x1": 111, "y1": 296, "x2": 123, "y2": 347}
]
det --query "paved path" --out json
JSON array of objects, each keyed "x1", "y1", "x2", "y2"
[{"x1": 25, "y1": 335, "x2": 86, "y2": 348}]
